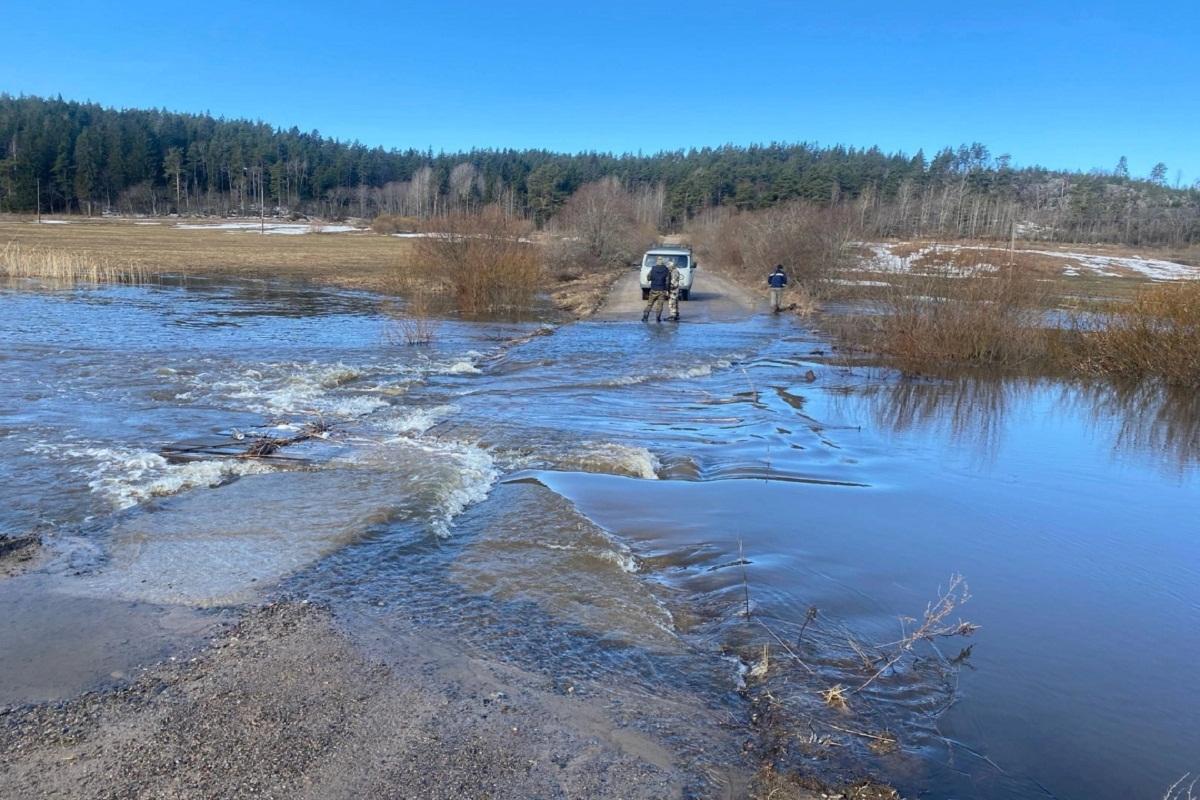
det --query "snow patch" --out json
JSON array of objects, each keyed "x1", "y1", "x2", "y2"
[{"x1": 175, "y1": 221, "x2": 360, "y2": 235}]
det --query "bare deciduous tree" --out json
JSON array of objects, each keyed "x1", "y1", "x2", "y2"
[{"x1": 553, "y1": 177, "x2": 649, "y2": 267}]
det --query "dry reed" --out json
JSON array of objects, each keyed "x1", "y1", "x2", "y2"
[{"x1": 1, "y1": 241, "x2": 148, "y2": 284}]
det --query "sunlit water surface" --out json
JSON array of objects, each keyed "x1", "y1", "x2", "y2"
[{"x1": 0, "y1": 277, "x2": 1196, "y2": 799}]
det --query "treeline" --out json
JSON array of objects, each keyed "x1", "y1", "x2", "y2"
[{"x1": 2, "y1": 94, "x2": 1198, "y2": 246}]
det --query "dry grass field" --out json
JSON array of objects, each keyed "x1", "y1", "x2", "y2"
[{"x1": 0, "y1": 216, "x2": 415, "y2": 292}]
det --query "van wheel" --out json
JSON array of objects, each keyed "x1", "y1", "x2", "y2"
[
  {"x1": 641, "y1": 288, "x2": 649, "y2": 300},
  {"x1": 680, "y1": 289, "x2": 690, "y2": 301}
]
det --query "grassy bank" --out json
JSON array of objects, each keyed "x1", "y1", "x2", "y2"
[
  {"x1": 0, "y1": 215, "x2": 627, "y2": 318},
  {"x1": 0, "y1": 216, "x2": 412, "y2": 291}
]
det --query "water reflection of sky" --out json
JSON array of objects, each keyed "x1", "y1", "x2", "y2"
[
  {"x1": 823, "y1": 375, "x2": 1200, "y2": 478},
  {"x1": 806, "y1": 374, "x2": 1198, "y2": 799}
]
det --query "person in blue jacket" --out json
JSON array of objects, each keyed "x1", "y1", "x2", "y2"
[{"x1": 767, "y1": 264, "x2": 788, "y2": 313}]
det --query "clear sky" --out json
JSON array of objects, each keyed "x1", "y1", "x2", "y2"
[{"x1": 2, "y1": 0, "x2": 1196, "y2": 182}]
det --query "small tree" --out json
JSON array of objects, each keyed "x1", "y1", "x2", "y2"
[{"x1": 554, "y1": 177, "x2": 645, "y2": 266}]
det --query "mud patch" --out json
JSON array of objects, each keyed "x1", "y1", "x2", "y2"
[{"x1": 0, "y1": 533, "x2": 40, "y2": 578}]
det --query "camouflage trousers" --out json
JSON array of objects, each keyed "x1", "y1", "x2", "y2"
[
  {"x1": 643, "y1": 290, "x2": 669, "y2": 320},
  {"x1": 668, "y1": 290, "x2": 680, "y2": 319}
]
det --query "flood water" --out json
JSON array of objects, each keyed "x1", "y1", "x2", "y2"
[{"x1": 1, "y1": 276, "x2": 1196, "y2": 799}]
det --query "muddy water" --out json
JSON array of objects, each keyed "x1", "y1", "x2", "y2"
[{"x1": 1, "y1": 276, "x2": 1197, "y2": 799}]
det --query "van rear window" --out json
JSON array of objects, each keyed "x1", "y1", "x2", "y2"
[{"x1": 644, "y1": 255, "x2": 689, "y2": 269}]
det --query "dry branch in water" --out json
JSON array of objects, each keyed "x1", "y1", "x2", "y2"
[
  {"x1": 853, "y1": 573, "x2": 977, "y2": 694},
  {"x1": 822, "y1": 684, "x2": 849, "y2": 712},
  {"x1": 1164, "y1": 774, "x2": 1199, "y2": 800},
  {"x1": 161, "y1": 419, "x2": 331, "y2": 463}
]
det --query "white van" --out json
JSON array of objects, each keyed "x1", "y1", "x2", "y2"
[{"x1": 638, "y1": 246, "x2": 697, "y2": 300}]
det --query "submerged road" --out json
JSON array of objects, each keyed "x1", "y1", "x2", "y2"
[{"x1": 594, "y1": 268, "x2": 762, "y2": 322}]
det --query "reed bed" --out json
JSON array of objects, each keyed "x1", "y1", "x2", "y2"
[
  {"x1": 1, "y1": 241, "x2": 149, "y2": 284},
  {"x1": 1075, "y1": 280, "x2": 1200, "y2": 388}
]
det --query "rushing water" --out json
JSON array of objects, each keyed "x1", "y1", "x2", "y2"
[{"x1": 1, "y1": 276, "x2": 1196, "y2": 799}]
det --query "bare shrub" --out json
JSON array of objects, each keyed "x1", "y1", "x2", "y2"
[
  {"x1": 789, "y1": 285, "x2": 819, "y2": 316},
  {"x1": 412, "y1": 206, "x2": 542, "y2": 314},
  {"x1": 1075, "y1": 280, "x2": 1200, "y2": 388},
  {"x1": 370, "y1": 214, "x2": 420, "y2": 235},
  {"x1": 686, "y1": 201, "x2": 859, "y2": 298},
  {"x1": 550, "y1": 177, "x2": 654, "y2": 269},
  {"x1": 383, "y1": 293, "x2": 437, "y2": 346},
  {"x1": 839, "y1": 267, "x2": 1054, "y2": 371}
]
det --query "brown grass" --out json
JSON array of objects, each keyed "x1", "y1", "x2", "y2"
[
  {"x1": 1075, "y1": 280, "x2": 1200, "y2": 387},
  {"x1": 838, "y1": 266, "x2": 1055, "y2": 371},
  {"x1": 0, "y1": 216, "x2": 413, "y2": 292},
  {"x1": 410, "y1": 206, "x2": 543, "y2": 315},
  {"x1": 1, "y1": 241, "x2": 148, "y2": 283}
]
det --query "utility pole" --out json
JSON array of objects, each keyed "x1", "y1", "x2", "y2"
[
  {"x1": 1009, "y1": 217, "x2": 1016, "y2": 266},
  {"x1": 260, "y1": 165, "x2": 265, "y2": 234},
  {"x1": 36, "y1": 177, "x2": 41, "y2": 223}
]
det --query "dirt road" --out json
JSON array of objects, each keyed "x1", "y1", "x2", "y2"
[{"x1": 595, "y1": 268, "x2": 761, "y2": 322}]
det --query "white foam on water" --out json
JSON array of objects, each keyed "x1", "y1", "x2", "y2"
[
  {"x1": 333, "y1": 434, "x2": 499, "y2": 537},
  {"x1": 30, "y1": 443, "x2": 272, "y2": 510},
  {"x1": 191, "y1": 361, "x2": 396, "y2": 418},
  {"x1": 565, "y1": 442, "x2": 661, "y2": 480},
  {"x1": 442, "y1": 360, "x2": 481, "y2": 375},
  {"x1": 379, "y1": 404, "x2": 456, "y2": 436},
  {"x1": 608, "y1": 356, "x2": 736, "y2": 387},
  {"x1": 440, "y1": 453, "x2": 501, "y2": 531}
]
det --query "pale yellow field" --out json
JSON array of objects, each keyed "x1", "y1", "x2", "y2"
[{"x1": 0, "y1": 216, "x2": 414, "y2": 292}]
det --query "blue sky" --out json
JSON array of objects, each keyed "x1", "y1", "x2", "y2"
[{"x1": 2, "y1": 0, "x2": 1196, "y2": 182}]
